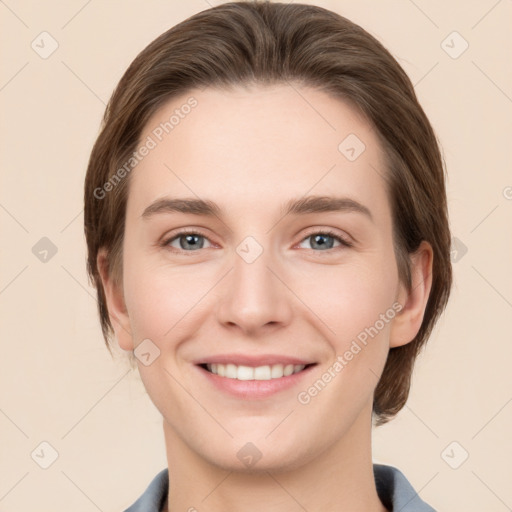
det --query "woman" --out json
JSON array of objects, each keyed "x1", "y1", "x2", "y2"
[{"x1": 84, "y1": 2, "x2": 452, "y2": 511}]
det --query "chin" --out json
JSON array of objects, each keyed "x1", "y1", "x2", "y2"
[
  {"x1": 189, "y1": 430, "x2": 317, "y2": 475},
  {"x1": 205, "y1": 447, "x2": 309, "y2": 475}
]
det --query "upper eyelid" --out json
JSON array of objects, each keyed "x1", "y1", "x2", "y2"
[
  {"x1": 163, "y1": 227, "x2": 352, "y2": 249},
  {"x1": 300, "y1": 227, "x2": 352, "y2": 243}
]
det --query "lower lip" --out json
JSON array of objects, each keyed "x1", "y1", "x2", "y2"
[{"x1": 196, "y1": 364, "x2": 317, "y2": 399}]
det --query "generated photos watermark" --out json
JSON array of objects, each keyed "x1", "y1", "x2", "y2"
[
  {"x1": 93, "y1": 96, "x2": 198, "y2": 200},
  {"x1": 297, "y1": 301, "x2": 403, "y2": 405}
]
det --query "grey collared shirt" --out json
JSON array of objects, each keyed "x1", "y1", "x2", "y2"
[{"x1": 124, "y1": 463, "x2": 436, "y2": 511}]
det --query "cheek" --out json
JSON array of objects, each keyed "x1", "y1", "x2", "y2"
[
  {"x1": 295, "y1": 265, "x2": 398, "y2": 412},
  {"x1": 336, "y1": 280, "x2": 395, "y2": 344},
  {"x1": 122, "y1": 254, "x2": 214, "y2": 343},
  {"x1": 294, "y1": 255, "x2": 399, "y2": 345},
  {"x1": 122, "y1": 226, "x2": 399, "y2": 346}
]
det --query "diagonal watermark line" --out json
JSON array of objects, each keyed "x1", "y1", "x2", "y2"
[
  {"x1": 404, "y1": 404, "x2": 439, "y2": 438},
  {"x1": 61, "y1": 61, "x2": 106, "y2": 106},
  {"x1": 61, "y1": 0, "x2": 93, "y2": 29},
  {"x1": 61, "y1": 370, "x2": 131, "y2": 439},
  {"x1": 471, "y1": 470, "x2": 511, "y2": 509},
  {"x1": 397, "y1": 472, "x2": 439, "y2": 512},
  {"x1": 0, "y1": 472, "x2": 29, "y2": 502},
  {"x1": 60, "y1": 208, "x2": 83, "y2": 233},
  {"x1": 472, "y1": 61, "x2": 512, "y2": 104},
  {"x1": 162, "y1": 366, "x2": 234, "y2": 438},
  {"x1": 0, "y1": 202, "x2": 29, "y2": 232},
  {"x1": 368, "y1": 367, "x2": 380, "y2": 380},
  {"x1": 285, "y1": 79, "x2": 337, "y2": 131},
  {"x1": 472, "y1": 396, "x2": 512, "y2": 439},
  {"x1": 471, "y1": 0, "x2": 502, "y2": 29},
  {"x1": 163, "y1": 163, "x2": 232, "y2": 234},
  {"x1": 368, "y1": 162, "x2": 386, "y2": 181},
  {"x1": 471, "y1": 265, "x2": 512, "y2": 309},
  {"x1": 0, "y1": 265, "x2": 28, "y2": 296},
  {"x1": 60, "y1": 265, "x2": 133, "y2": 337},
  {"x1": 61, "y1": 265, "x2": 98, "y2": 303},
  {"x1": 164, "y1": 267, "x2": 234, "y2": 336},
  {"x1": 61, "y1": 471, "x2": 104, "y2": 511},
  {"x1": 265, "y1": 265, "x2": 336, "y2": 334},
  {"x1": 470, "y1": 204, "x2": 499, "y2": 233},
  {"x1": 414, "y1": 61, "x2": 439, "y2": 88},
  {"x1": 265, "y1": 472, "x2": 308, "y2": 511},
  {"x1": 265, "y1": 164, "x2": 337, "y2": 234},
  {"x1": 201, "y1": 471, "x2": 233, "y2": 503},
  {"x1": 402, "y1": 267, "x2": 433, "y2": 303},
  {"x1": 265, "y1": 409, "x2": 295, "y2": 438},
  {"x1": 408, "y1": 0, "x2": 439, "y2": 28},
  {"x1": 0, "y1": 408, "x2": 29, "y2": 438},
  {"x1": 0, "y1": 1, "x2": 29, "y2": 28},
  {"x1": 0, "y1": 62, "x2": 29, "y2": 92}
]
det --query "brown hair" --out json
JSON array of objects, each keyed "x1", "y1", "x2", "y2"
[{"x1": 84, "y1": 0, "x2": 452, "y2": 425}]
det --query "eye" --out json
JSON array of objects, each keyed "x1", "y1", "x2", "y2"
[
  {"x1": 297, "y1": 230, "x2": 352, "y2": 251},
  {"x1": 163, "y1": 230, "x2": 213, "y2": 252},
  {"x1": 161, "y1": 228, "x2": 352, "y2": 254}
]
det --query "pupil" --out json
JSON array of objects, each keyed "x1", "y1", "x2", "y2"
[
  {"x1": 181, "y1": 234, "x2": 202, "y2": 250},
  {"x1": 312, "y1": 234, "x2": 333, "y2": 250}
]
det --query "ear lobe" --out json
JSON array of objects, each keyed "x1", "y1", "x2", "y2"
[
  {"x1": 96, "y1": 248, "x2": 134, "y2": 351},
  {"x1": 389, "y1": 241, "x2": 433, "y2": 348}
]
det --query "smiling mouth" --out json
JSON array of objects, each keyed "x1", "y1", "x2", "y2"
[{"x1": 199, "y1": 363, "x2": 316, "y2": 380}]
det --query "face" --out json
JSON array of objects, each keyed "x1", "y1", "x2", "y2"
[{"x1": 102, "y1": 84, "x2": 429, "y2": 472}]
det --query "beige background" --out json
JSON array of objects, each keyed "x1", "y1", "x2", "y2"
[{"x1": 1, "y1": 0, "x2": 511, "y2": 510}]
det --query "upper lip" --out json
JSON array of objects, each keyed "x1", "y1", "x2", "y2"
[{"x1": 195, "y1": 354, "x2": 316, "y2": 367}]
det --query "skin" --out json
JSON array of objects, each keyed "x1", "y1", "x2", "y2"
[{"x1": 98, "y1": 84, "x2": 433, "y2": 512}]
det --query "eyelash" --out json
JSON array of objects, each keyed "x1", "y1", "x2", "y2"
[{"x1": 160, "y1": 228, "x2": 353, "y2": 255}]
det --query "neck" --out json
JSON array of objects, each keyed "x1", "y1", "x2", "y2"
[{"x1": 162, "y1": 403, "x2": 387, "y2": 512}]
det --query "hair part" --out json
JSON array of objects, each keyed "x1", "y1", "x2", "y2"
[{"x1": 84, "y1": 0, "x2": 452, "y2": 425}]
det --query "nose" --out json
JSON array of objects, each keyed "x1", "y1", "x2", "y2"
[{"x1": 216, "y1": 240, "x2": 293, "y2": 336}]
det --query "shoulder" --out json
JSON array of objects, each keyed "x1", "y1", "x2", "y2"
[
  {"x1": 373, "y1": 463, "x2": 437, "y2": 511},
  {"x1": 123, "y1": 468, "x2": 169, "y2": 512},
  {"x1": 122, "y1": 464, "x2": 436, "y2": 511}
]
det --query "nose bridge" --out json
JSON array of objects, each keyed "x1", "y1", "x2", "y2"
[{"x1": 216, "y1": 233, "x2": 291, "y2": 332}]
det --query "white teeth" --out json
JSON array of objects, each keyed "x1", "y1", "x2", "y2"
[
  {"x1": 206, "y1": 363, "x2": 307, "y2": 380},
  {"x1": 237, "y1": 365, "x2": 254, "y2": 380},
  {"x1": 226, "y1": 363, "x2": 237, "y2": 378},
  {"x1": 271, "y1": 364, "x2": 284, "y2": 378},
  {"x1": 254, "y1": 365, "x2": 271, "y2": 380},
  {"x1": 284, "y1": 364, "x2": 294, "y2": 376}
]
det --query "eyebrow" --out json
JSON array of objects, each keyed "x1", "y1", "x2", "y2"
[{"x1": 141, "y1": 195, "x2": 373, "y2": 222}]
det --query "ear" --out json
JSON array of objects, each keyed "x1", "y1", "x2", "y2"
[
  {"x1": 389, "y1": 241, "x2": 433, "y2": 348},
  {"x1": 96, "y1": 248, "x2": 134, "y2": 351}
]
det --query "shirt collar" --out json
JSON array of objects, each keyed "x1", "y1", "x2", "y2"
[{"x1": 124, "y1": 463, "x2": 436, "y2": 511}]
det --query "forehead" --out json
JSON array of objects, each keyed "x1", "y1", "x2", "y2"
[{"x1": 125, "y1": 84, "x2": 390, "y2": 223}]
